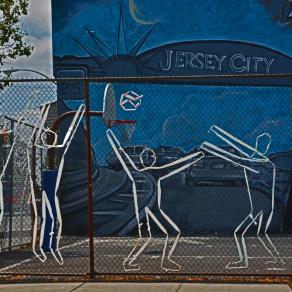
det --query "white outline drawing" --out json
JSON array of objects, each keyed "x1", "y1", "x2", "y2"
[
  {"x1": 107, "y1": 129, "x2": 204, "y2": 272},
  {"x1": 0, "y1": 96, "x2": 37, "y2": 245},
  {"x1": 28, "y1": 103, "x2": 85, "y2": 265},
  {"x1": 201, "y1": 125, "x2": 284, "y2": 269},
  {"x1": 26, "y1": 103, "x2": 50, "y2": 262},
  {"x1": 120, "y1": 91, "x2": 143, "y2": 111}
]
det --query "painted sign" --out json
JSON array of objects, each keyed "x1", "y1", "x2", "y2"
[{"x1": 52, "y1": 0, "x2": 292, "y2": 83}]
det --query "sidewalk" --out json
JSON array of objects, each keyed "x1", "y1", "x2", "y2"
[{"x1": 0, "y1": 283, "x2": 291, "y2": 291}]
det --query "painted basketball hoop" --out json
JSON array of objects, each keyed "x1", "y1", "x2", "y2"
[
  {"x1": 102, "y1": 83, "x2": 137, "y2": 143},
  {"x1": 108, "y1": 119, "x2": 137, "y2": 143}
]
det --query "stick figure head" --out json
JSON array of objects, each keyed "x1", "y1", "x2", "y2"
[
  {"x1": 255, "y1": 133, "x2": 271, "y2": 156},
  {"x1": 139, "y1": 147, "x2": 156, "y2": 168},
  {"x1": 41, "y1": 128, "x2": 58, "y2": 147}
]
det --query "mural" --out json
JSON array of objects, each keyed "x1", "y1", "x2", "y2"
[
  {"x1": 29, "y1": 104, "x2": 85, "y2": 265},
  {"x1": 262, "y1": 0, "x2": 292, "y2": 26},
  {"x1": 107, "y1": 129, "x2": 205, "y2": 272},
  {"x1": 201, "y1": 126, "x2": 284, "y2": 269},
  {"x1": 51, "y1": 0, "x2": 292, "y2": 247}
]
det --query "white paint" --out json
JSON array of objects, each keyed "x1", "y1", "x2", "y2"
[
  {"x1": 107, "y1": 129, "x2": 204, "y2": 272},
  {"x1": 201, "y1": 125, "x2": 284, "y2": 269},
  {"x1": 29, "y1": 104, "x2": 85, "y2": 265},
  {"x1": 120, "y1": 91, "x2": 143, "y2": 111},
  {"x1": 0, "y1": 95, "x2": 38, "y2": 249}
]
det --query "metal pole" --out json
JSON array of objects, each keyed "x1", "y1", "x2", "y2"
[
  {"x1": 8, "y1": 121, "x2": 14, "y2": 251},
  {"x1": 30, "y1": 133, "x2": 37, "y2": 245},
  {"x1": 84, "y1": 79, "x2": 95, "y2": 278}
]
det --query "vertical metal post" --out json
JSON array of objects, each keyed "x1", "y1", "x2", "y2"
[
  {"x1": 85, "y1": 79, "x2": 95, "y2": 278},
  {"x1": 8, "y1": 121, "x2": 14, "y2": 251},
  {"x1": 30, "y1": 133, "x2": 36, "y2": 244}
]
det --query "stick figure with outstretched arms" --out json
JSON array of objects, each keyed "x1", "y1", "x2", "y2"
[
  {"x1": 201, "y1": 125, "x2": 284, "y2": 269},
  {"x1": 107, "y1": 129, "x2": 205, "y2": 272}
]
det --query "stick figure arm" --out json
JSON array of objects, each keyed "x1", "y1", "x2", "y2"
[
  {"x1": 201, "y1": 142, "x2": 259, "y2": 173},
  {"x1": 210, "y1": 125, "x2": 258, "y2": 158},
  {"x1": 106, "y1": 129, "x2": 141, "y2": 173},
  {"x1": 34, "y1": 104, "x2": 51, "y2": 147},
  {"x1": 149, "y1": 151, "x2": 205, "y2": 170},
  {"x1": 57, "y1": 104, "x2": 85, "y2": 152},
  {"x1": 159, "y1": 152, "x2": 205, "y2": 181},
  {"x1": 34, "y1": 104, "x2": 85, "y2": 150}
]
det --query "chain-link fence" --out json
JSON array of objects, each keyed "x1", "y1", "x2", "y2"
[{"x1": 0, "y1": 75, "x2": 291, "y2": 281}]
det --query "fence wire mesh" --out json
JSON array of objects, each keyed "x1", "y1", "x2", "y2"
[
  {"x1": 0, "y1": 75, "x2": 291, "y2": 279},
  {"x1": 88, "y1": 79, "x2": 292, "y2": 275}
]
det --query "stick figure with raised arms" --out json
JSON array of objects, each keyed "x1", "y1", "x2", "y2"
[
  {"x1": 107, "y1": 129, "x2": 204, "y2": 272},
  {"x1": 201, "y1": 125, "x2": 284, "y2": 269}
]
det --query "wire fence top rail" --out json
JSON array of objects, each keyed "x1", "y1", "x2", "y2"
[{"x1": 1, "y1": 72, "x2": 292, "y2": 85}]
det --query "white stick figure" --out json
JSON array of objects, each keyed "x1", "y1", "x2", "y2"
[
  {"x1": 28, "y1": 103, "x2": 85, "y2": 265},
  {"x1": 107, "y1": 129, "x2": 204, "y2": 272},
  {"x1": 0, "y1": 97, "x2": 37, "y2": 243},
  {"x1": 201, "y1": 125, "x2": 284, "y2": 269},
  {"x1": 26, "y1": 103, "x2": 50, "y2": 262}
]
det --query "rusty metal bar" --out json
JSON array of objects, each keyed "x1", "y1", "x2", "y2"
[
  {"x1": 8, "y1": 121, "x2": 14, "y2": 251},
  {"x1": 30, "y1": 133, "x2": 36, "y2": 245},
  {"x1": 84, "y1": 79, "x2": 95, "y2": 278},
  {"x1": 3, "y1": 72, "x2": 292, "y2": 84}
]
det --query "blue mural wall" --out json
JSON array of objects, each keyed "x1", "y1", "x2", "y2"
[
  {"x1": 52, "y1": 0, "x2": 292, "y2": 58},
  {"x1": 51, "y1": 0, "x2": 292, "y2": 236}
]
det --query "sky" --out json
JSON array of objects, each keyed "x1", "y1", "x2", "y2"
[
  {"x1": 4, "y1": 0, "x2": 53, "y2": 78},
  {"x1": 0, "y1": 0, "x2": 55, "y2": 116}
]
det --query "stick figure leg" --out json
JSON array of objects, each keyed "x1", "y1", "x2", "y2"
[
  {"x1": 227, "y1": 212, "x2": 262, "y2": 269},
  {"x1": 159, "y1": 209, "x2": 181, "y2": 272},
  {"x1": 136, "y1": 206, "x2": 181, "y2": 272},
  {"x1": 256, "y1": 211, "x2": 285, "y2": 267},
  {"x1": 124, "y1": 207, "x2": 153, "y2": 271}
]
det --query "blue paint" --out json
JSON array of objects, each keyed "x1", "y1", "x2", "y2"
[
  {"x1": 51, "y1": 0, "x2": 292, "y2": 235},
  {"x1": 52, "y1": 0, "x2": 292, "y2": 57},
  {"x1": 41, "y1": 170, "x2": 58, "y2": 252}
]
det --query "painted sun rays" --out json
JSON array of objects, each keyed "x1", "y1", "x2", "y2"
[{"x1": 69, "y1": 1, "x2": 157, "y2": 75}]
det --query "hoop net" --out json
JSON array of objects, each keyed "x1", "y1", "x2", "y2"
[{"x1": 108, "y1": 120, "x2": 137, "y2": 143}]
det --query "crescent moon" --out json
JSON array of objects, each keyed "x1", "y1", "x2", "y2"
[{"x1": 129, "y1": 0, "x2": 158, "y2": 25}]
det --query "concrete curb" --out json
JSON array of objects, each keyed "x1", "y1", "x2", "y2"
[{"x1": 0, "y1": 283, "x2": 291, "y2": 291}]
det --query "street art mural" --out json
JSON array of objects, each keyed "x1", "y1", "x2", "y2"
[
  {"x1": 51, "y1": 0, "x2": 292, "y2": 260},
  {"x1": 28, "y1": 103, "x2": 85, "y2": 265},
  {"x1": 107, "y1": 129, "x2": 205, "y2": 272},
  {"x1": 201, "y1": 126, "x2": 284, "y2": 269}
]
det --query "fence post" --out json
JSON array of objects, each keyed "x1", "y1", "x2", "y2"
[
  {"x1": 7, "y1": 120, "x2": 15, "y2": 251},
  {"x1": 84, "y1": 79, "x2": 95, "y2": 278}
]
